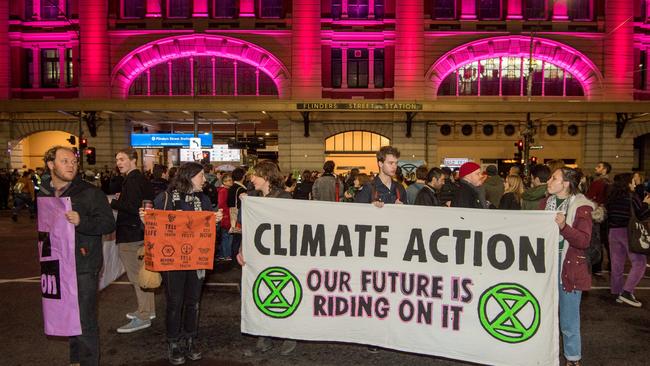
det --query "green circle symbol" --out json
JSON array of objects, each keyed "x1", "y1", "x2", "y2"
[
  {"x1": 478, "y1": 283, "x2": 541, "y2": 343},
  {"x1": 253, "y1": 267, "x2": 302, "y2": 318}
]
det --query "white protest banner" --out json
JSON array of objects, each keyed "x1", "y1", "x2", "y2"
[{"x1": 241, "y1": 197, "x2": 559, "y2": 366}]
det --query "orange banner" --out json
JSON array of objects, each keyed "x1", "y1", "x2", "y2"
[{"x1": 144, "y1": 209, "x2": 216, "y2": 271}]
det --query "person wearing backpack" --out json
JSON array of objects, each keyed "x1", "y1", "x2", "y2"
[{"x1": 354, "y1": 146, "x2": 406, "y2": 206}]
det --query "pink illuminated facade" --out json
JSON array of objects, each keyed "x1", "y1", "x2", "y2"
[
  {"x1": 4, "y1": 0, "x2": 650, "y2": 100},
  {"x1": 2, "y1": 0, "x2": 650, "y2": 172}
]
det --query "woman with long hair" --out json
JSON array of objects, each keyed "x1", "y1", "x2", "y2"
[
  {"x1": 542, "y1": 167, "x2": 594, "y2": 366},
  {"x1": 605, "y1": 173, "x2": 650, "y2": 307},
  {"x1": 499, "y1": 174, "x2": 524, "y2": 210},
  {"x1": 140, "y1": 162, "x2": 222, "y2": 365},
  {"x1": 236, "y1": 160, "x2": 297, "y2": 356}
]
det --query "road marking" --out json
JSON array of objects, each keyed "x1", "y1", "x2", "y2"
[{"x1": 0, "y1": 277, "x2": 240, "y2": 289}]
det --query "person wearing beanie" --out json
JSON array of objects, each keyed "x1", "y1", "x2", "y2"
[
  {"x1": 452, "y1": 162, "x2": 487, "y2": 209},
  {"x1": 483, "y1": 164, "x2": 504, "y2": 208}
]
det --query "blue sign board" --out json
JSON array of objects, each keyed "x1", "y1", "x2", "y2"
[{"x1": 130, "y1": 133, "x2": 213, "y2": 148}]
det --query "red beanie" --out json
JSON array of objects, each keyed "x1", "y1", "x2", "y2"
[{"x1": 458, "y1": 162, "x2": 481, "y2": 179}]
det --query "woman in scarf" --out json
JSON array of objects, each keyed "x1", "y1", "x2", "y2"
[
  {"x1": 141, "y1": 162, "x2": 223, "y2": 365},
  {"x1": 541, "y1": 167, "x2": 594, "y2": 366}
]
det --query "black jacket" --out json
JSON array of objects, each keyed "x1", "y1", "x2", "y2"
[
  {"x1": 39, "y1": 175, "x2": 116, "y2": 273},
  {"x1": 111, "y1": 170, "x2": 154, "y2": 243},
  {"x1": 498, "y1": 192, "x2": 522, "y2": 210},
  {"x1": 452, "y1": 180, "x2": 485, "y2": 209},
  {"x1": 414, "y1": 185, "x2": 441, "y2": 207}
]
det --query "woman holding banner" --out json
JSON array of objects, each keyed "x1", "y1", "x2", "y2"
[
  {"x1": 542, "y1": 167, "x2": 594, "y2": 366},
  {"x1": 236, "y1": 160, "x2": 297, "y2": 356},
  {"x1": 140, "y1": 162, "x2": 222, "y2": 365}
]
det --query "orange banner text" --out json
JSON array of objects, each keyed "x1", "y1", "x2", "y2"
[{"x1": 144, "y1": 209, "x2": 216, "y2": 271}]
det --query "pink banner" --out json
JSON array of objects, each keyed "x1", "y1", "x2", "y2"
[{"x1": 38, "y1": 197, "x2": 81, "y2": 336}]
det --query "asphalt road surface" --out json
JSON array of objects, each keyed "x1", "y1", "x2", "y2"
[{"x1": 1, "y1": 211, "x2": 649, "y2": 366}]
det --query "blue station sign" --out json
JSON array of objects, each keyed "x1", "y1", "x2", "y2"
[{"x1": 130, "y1": 133, "x2": 213, "y2": 148}]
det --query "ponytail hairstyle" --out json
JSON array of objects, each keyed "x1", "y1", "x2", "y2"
[{"x1": 558, "y1": 167, "x2": 583, "y2": 196}]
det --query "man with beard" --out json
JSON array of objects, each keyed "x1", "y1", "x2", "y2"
[
  {"x1": 354, "y1": 146, "x2": 407, "y2": 206},
  {"x1": 39, "y1": 146, "x2": 115, "y2": 365},
  {"x1": 111, "y1": 148, "x2": 155, "y2": 333},
  {"x1": 452, "y1": 162, "x2": 487, "y2": 209},
  {"x1": 414, "y1": 167, "x2": 446, "y2": 207}
]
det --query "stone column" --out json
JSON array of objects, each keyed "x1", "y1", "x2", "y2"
[
  {"x1": 552, "y1": 0, "x2": 568, "y2": 20},
  {"x1": 507, "y1": 0, "x2": 523, "y2": 19},
  {"x1": 239, "y1": 0, "x2": 255, "y2": 17},
  {"x1": 58, "y1": 46, "x2": 66, "y2": 88},
  {"x1": 291, "y1": 0, "x2": 322, "y2": 98},
  {"x1": 146, "y1": 0, "x2": 162, "y2": 17},
  {"x1": 460, "y1": 0, "x2": 476, "y2": 20},
  {"x1": 394, "y1": 0, "x2": 424, "y2": 98},
  {"x1": 79, "y1": 0, "x2": 110, "y2": 98},
  {"x1": 193, "y1": 0, "x2": 208, "y2": 17},
  {"x1": 368, "y1": 47, "x2": 375, "y2": 88},
  {"x1": 604, "y1": 0, "x2": 633, "y2": 100},
  {"x1": 33, "y1": 46, "x2": 41, "y2": 88},
  {"x1": 0, "y1": 0, "x2": 9, "y2": 99},
  {"x1": 341, "y1": 46, "x2": 348, "y2": 88}
]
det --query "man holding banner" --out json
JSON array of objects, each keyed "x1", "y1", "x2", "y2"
[
  {"x1": 39, "y1": 146, "x2": 116, "y2": 366},
  {"x1": 354, "y1": 146, "x2": 406, "y2": 206}
]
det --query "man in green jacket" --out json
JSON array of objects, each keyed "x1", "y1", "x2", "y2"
[{"x1": 521, "y1": 164, "x2": 551, "y2": 210}]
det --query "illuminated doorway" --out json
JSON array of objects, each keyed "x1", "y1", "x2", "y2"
[
  {"x1": 10, "y1": 131, "x2": 78, "y2": 169},
  {"x1": 325, "y1": 131, "x2": 390, "y2": 174}
]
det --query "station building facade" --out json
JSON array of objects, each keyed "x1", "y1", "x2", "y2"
[{"x1": 1, "y1": 0, "x2": 650, "y2": 173}]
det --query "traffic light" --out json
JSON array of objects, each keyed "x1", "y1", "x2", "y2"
[
  {"x1": 79, "y1": 137, "x2": 88, "y2": 149},
  {"x1": 85, "y1": 147, "x2": 96, "y2": 165},
  {"x1": 66, "y1": 135, "x2": 76, "y2": 145},
  {"x1": 514, "y1": 140, "x2": 524, "y2": 162},
  {"x1": 530, "y1": 156, "x2": 538, "y2": 164}
]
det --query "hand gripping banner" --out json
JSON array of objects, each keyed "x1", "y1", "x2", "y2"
[
  {"x1": 241, "y1": 197, "x2": 560, "y2": 366},
  {"x1": 38, "y1": 197, "x2": 81, "y2": 336},
  {"x1": 143, "y1": 210, "x2": 216, "y2": 271}
]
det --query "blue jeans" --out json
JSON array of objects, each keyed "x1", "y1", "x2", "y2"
[
  {"x1": 13, "y1": 193, "x2": 34, "y2": 216},
  {"x1": 219, "y1": 230, "x2": 232, "y2": 258},
  {"x1": 559, "y1": 254, "x2": 582, "y2": 361}
]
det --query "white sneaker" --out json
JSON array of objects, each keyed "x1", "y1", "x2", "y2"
[
  {"x1": 117, "y1": 318, "x2": 151, "y2": 333},
  {"x1": 126, "y1": 312, "x2": 156, "y2": 320}
]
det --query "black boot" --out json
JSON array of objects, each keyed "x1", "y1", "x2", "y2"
[
  {"x1": 185, "y1": 337, "x2": 202, "y2": 361},
  {"x1": 168, "y1": 342, "x2": 185, "y2": 365}
]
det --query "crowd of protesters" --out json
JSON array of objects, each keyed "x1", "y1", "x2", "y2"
[{"x1": 10, "y1": 144, "x2": 650, "y2": 366}]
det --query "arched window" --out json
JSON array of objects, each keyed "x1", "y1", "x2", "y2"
[
  {"x1": 128, "y1": 56, "x2": 279, "y2": 96},
  {"x1": 437, "y1": 56, "x2": 584, "y2": 97},
  {"x1": 325, "y1": 131, "x2": 390, "y2": 153}
]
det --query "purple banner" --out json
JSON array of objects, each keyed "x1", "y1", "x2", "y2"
[{"x1": 38, "y1": 197, "x2": 81, "y2": 336}]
